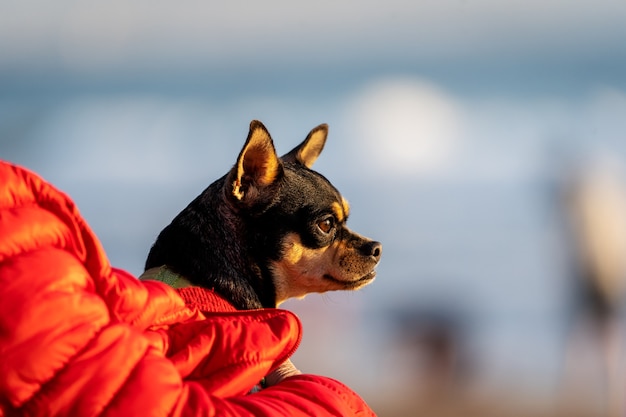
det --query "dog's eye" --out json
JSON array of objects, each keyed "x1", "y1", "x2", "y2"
[{"x1": 317, "y1": 217, "x2": 335, "y2": 234}]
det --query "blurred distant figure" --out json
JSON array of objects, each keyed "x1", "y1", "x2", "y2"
[
  {"x1": 561, "y1": 155, "x2": 626, "y2": 417},
  {"x1": 387, "y1": 307, "x2": 467, "y2": 403}
]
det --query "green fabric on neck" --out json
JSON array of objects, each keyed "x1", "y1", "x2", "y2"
[{"x1": 139, "y1": 266, "x2": 192, "y2": 289}]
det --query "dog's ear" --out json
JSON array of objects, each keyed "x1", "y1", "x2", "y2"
[
  {"x1": 282, "y1": 124, "x2": 328, "y2": 168},
  {"x1": 230, "y1": 120, "x2": 282, "y2": 202}
]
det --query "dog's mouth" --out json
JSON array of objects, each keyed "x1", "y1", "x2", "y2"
[{"x1": 323, "y1": 270, "x2": 377, "y2": 289}]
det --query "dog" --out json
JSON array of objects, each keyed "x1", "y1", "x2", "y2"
[{"x1": 145, "y1": 120, "x2": 382, "y2": 310}]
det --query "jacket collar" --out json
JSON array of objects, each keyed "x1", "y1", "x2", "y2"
[{"x1": 177, "y1": 286, "x2": 238, "y2": 313}]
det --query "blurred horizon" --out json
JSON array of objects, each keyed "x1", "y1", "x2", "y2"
[{"x1": 2, "y1": 0, "x2": 626, "y2": 96}]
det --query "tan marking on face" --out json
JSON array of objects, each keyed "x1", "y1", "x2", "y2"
[
  {"x1": 270, "y1": 232, "x2": 377, "y2": 305},
  {"x1": 342, "y1": 197, "x2": 350, "y2": 218},
  {"x1": 331, "y1": 197, "x2": 350, "y2": 223},
  {"x1": 331, "y1": 202, "x2": 345, "y2": 222}
]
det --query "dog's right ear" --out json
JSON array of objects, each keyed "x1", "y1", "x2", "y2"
[
  {"x1": 228, "y1": 120, "x2": 283, "y2": 203},
  {"x1": 282, "y1": 124, "x2": 328, "y2": 168}
]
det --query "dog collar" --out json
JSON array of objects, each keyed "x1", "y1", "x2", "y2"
[{"x1": 139, "y1": 265, "x2": 192, "y2": 289}]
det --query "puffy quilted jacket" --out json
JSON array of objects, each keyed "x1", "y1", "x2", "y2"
[{"x1": 0, "y1": 161, "x2": 376, "y2": 417}]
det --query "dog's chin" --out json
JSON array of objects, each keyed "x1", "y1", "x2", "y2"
[{"x1": 323, "y1": 270, "x2": 377, "y2": 290}]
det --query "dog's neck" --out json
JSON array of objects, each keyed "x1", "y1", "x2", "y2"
[
  {"x1": 139, "y1": 266, "x2": 240, "y2": 313},
  {"x1": 139, "y1": 265, "x2": 275, "y2": 311}
]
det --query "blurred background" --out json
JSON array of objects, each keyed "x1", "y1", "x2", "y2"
[{"x1": 2, "y1": 1, "x2": 626, "y2": 416}]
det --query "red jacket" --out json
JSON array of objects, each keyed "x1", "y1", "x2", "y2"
[{"x1": 0, "y1": 161, "x2": 375, "y2": 417}]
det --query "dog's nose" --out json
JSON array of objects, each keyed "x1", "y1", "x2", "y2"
[{"x1": 361, "y1": 241, "x2": 382, "y2": 262}]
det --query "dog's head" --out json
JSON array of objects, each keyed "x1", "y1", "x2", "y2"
[{"x1": 226, "y1": 120, "x2": 382, "y2": 305}]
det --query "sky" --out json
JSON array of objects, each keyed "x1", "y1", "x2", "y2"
[{"x1": 1, "y1": 0, "x2": 626, "y2": 95}]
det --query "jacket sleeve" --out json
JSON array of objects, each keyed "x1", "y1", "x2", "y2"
[
  {"x1": 171, "y1": 375, "x2": 376, "y2": 417},
  {"x1": 0, "y1": 161, "x2": 375, "y2": 417},
  {"x1": 99, "y1": 304, "x2": 376, "y2": 417}
]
